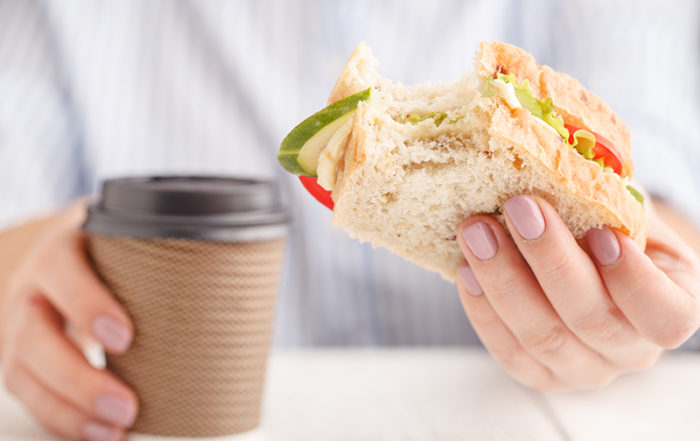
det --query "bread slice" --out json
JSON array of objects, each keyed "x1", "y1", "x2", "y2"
[{"x1": 324, "y1": 41, "x2": 647, "y2": 282}]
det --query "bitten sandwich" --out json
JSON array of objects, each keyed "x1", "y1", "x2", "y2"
[{"x1": 278, "y1": 41, "x2": 648, "y2": 282}]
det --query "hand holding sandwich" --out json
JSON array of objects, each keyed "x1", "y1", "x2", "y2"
[
  {"x1": 457, "y1": 194, "x2": 700, "y2": 391},
  {"x1": 279, "y1": 41, "x2": 700, "y2": 390}
]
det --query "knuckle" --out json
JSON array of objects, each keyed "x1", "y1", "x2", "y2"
[
  {"x1": 90, "y1": 372, "x2": 119, "y2": 398},
  {"x1": 499, "y1": 269, "x2": 523, "y2": 295},
  {"x1": 486, "y1": 261, "x2": 524, "y2": 302},
  {"x1": 617, "y1": 277, "x2": 648, "y2": 304},
  {"x1": 520, "y1": 324, "x2": 569, "y2": 358},
  {"x1": 537, "y1": 249, "x2": 576, "y2": 284},
  {"x1": 489, "y1": 344, "x2": 527, "y2": 372},
  {"x1": 465, "y1": 310, "x2": 493, "y2": 330},
  {"x1": 15, "y1": 298, "x2": 43, "y2": 336},
  {"x1": 633, "y1": 351, "x2": 662, "y2": 371},
  {"x1": 655, "y1": 316, "x2": 697, "y2": 349},
  {"x1": 73, "y1": 365, "x2": 128, "y2": 411},
  {"x1": 11, "y1": 297, "x2": 53, "y2": 354},
  {"x1": 39, "y1": 406, "x2": 79, "y2": 439},
  {"x1": 571, "y1": 306, "x2": 629, "y2": 343}
]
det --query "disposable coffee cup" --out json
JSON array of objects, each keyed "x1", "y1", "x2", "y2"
[{"x1": 83, "y1": 176, "x2": 288, "y2": 438}]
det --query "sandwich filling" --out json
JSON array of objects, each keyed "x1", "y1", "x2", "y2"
[
  {"x1": 281, "y1": 72, "x2": 642, "y2": 204},
  {"x1": 484, "y1": 74, "x2": 643, "y2": 203},
  {"x1": 485, "y1": 74, "x2": 603, "y2": 170},
  {"x1": 317, "y1": 117, "x2": 354, "y2": 190}
]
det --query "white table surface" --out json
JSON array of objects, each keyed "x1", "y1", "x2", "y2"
[{"x1": 2, "y1": 348, "x2": 699, "y2": 440}]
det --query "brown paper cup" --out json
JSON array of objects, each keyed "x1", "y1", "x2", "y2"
[{"x1": 83, "y1": 177, "x2": 288, "y2": 438}]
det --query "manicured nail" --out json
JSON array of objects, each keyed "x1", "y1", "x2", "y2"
[
  {"x1": 504, "y1": 195, "x2": 545, "y2": 240},
  {"x1": 95, "y1": 394, "x2": 137, "y2": 428},
  {"x1": 461, "y1": 221, "x2": 498, "y2": 260},
  {"x1": 92, "y1": 315, "x2": 132, "y2": 353},
  {"x1": 82, "y1": 421, "x2": 121, "y2": 441},
  {"x1": 586, "y1": 227, "x2": 620, "y2": 266},
  {"x1": 458, "y1": 265, "x2": 483, "y2": 296}
]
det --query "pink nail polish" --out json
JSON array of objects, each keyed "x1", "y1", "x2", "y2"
[
  {"x1": 92, "y1": 315, "x2": 132, "y2": 353},
  {"x1": 461, "y1": 222, "x2": 498, "y2": 260},
  {"x1": 586, "y1": 227, "x2": 621, "y2": 266},
  {"x1": 95, "y1": 394, "x2": 137, "y2": 427},
  {"x1": 458, "y1": 265, "x2": 483, "y2": 296},
  {"x1": 504, "y1": 195, "x2": 545, "y2": 240}
]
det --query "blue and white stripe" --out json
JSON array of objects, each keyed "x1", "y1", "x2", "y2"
[{"x1": 0, "y1": 0, "x2": 698, "y2": 347}]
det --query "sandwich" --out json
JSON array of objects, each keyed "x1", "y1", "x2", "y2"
[{"x1": 278, "y1": 41, "x2": 648, "y2": 282}]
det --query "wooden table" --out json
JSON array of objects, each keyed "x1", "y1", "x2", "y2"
[{"x1": 2, "y1": 348, "x2": 699, "y2": 440}]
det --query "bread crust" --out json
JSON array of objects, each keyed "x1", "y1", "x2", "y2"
[
  {"x1": 332, "y1": 102, "x2": 370, "y2": 200},
  {"x1": 328, "y1": 42, "x2": 378, "y2": 105},
  {"x1": 475, "y1": 41, "x2": 633, "y2": 177}
]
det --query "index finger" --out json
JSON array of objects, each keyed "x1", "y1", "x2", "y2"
[
  {"x1": 30, "y1": 229, "x2": 133, "y2": 353},
  {"x1": 502, "y1": 196, "x2": 640, "y2": 353}
]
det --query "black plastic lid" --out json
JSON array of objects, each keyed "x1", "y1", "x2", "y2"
[{"x1": 83, "y1": 176, "x2": 289, "y2": 242}]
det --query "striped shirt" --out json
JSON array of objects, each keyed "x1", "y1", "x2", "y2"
[{"x1": 1, "y1": 0, "x2": 699, "y2": 348}]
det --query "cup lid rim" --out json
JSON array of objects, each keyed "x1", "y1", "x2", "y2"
[{"x1": 83, "y1": 176, "x2": 289, "y2": 241}]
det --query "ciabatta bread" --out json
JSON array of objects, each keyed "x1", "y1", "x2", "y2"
[{"x1": 324, "y1": 41, "x2": 647, "y2": 282}]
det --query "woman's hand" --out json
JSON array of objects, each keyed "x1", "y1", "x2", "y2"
[
  {"x1": 0, "y1": 204, "x2": 137, "y2": 441},
  {"x1": 457, "y1": 195, "x2": 700, "y2": 391}
]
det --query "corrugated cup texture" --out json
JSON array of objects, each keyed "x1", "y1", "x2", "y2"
[{"x1": 87, "y1": 234, "x2": 285, "y2": 437}]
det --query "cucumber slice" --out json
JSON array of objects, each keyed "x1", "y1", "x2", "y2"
[{"x1": 278, "y1": 88, "x2": 371, "y2": 176}]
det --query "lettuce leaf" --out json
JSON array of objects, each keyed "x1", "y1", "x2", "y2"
[
  {"x1": 626, "y1": 185, "x2": 644, "y2": 203},
  {"x1": 486, "y1": 74, "x2": 569, "y2": 139},
  {"x1": 570, "y1": 129, "x2": 596, "y2": 159},
  {"x1": 536, "y1": 96, "x2": 569, "y2": 140},
  {"x1": 484, "y1": 75, "x2": 642, "y2": 204},
  {"x1": 503, "y1": 76, "x2": 542, "y2": 118},
  {"x1": 485, "y1": 75, "x2": 604, "y2": 163}
]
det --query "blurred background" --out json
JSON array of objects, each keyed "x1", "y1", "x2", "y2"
[{"x1": 1, "y1": 0, "x2": 698, "y2": 347}]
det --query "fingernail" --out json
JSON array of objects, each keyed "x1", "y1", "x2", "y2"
[
  {"x1": 458, "y1": 265, "x2": 483, "y2": 296},
  {"x1": 586, "y1": 227, "x2": 620, "y2": 266},
  {"x1": 504, "y1": 195, "x2": 545, "y2": 240},
  {"x1": 82, "y1": 421, "x2": 121, "y2": 441},
  {"x1": 92, "y1": 315, "x2": 132, "y2": 353},
  {"x1": 95, "y1": 394, "x2": 136, "y2": 428},
  {"x1": 461, "y1": 221, "x2": 498, "y2": 260}
]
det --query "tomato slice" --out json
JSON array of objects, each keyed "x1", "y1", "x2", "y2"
[
  {"x1": 299, "y1": 175, "x2": 334, "y2": 210},
  {"x1": 564, "y1": 124, "x2": 623, "y2": 175}
]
